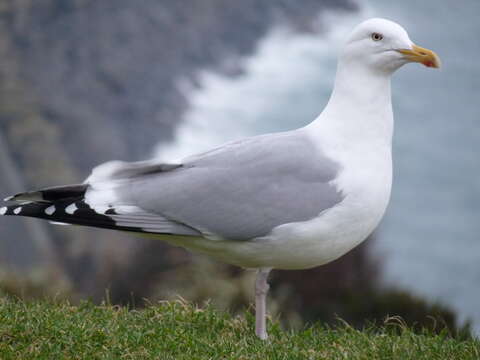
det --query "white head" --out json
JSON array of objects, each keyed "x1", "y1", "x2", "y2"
[{"x1": 340, "y1": 18, "x2": 440, "y2": 75}]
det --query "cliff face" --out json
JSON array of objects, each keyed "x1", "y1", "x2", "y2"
[
  {"x1": 0, "y1": 0, "x2": 356, "y2": 294},
  {"x1": 10, "y1": 0, "x2": 354, "y2": 168}
]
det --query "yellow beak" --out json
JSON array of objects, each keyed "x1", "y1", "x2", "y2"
[{"x1": 398, "y1": 44, "x2": 441, "y2": 68}]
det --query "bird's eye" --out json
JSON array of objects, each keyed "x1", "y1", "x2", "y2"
[{"x1": 371, "y1": 33, "x2": 383, "y2": 41}]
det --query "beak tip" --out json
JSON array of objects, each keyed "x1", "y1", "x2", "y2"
[
  {"x1": 424, "y1": 61, "x2": 440, "y2": 69},
  {"x1": 427, "y1": 57, "x2": 441, "y2": 69}
]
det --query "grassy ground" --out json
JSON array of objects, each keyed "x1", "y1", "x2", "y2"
[{"x1": 0, "y1": 297, "x2": 478, "y2": 360}]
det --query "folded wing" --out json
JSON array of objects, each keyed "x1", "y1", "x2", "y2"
[{"x1": 2, "y1": 130, "x2": 344, "y2": 241}]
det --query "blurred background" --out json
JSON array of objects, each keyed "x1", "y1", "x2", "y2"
[{"x1": 0, "y1": 0, "x2": 478, "y2": 336}]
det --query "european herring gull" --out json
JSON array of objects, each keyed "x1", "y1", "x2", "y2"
[{"x1": 1, "y1": 18, "x2": 440, "y2": 339}]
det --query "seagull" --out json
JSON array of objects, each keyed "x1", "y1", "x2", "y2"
[{"x1": 1, "y1": 18, "x2": 440, "y2": 340}]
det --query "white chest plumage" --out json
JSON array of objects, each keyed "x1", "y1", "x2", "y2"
[{"x1": 262, "y1": 135, "x2": 393, "y2": 269}]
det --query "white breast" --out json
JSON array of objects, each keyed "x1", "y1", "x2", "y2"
[{"x1": 254, "y1": 138, "x2": 392, "y2": 270}]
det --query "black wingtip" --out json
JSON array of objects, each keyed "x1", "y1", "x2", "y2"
[{"x1": 0, "y1": 200, "x2": 141, "y2": 233}]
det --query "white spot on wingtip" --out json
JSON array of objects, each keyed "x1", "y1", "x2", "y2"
[
  {"x1": 3, "y1": 196, "x2": 14, "y2": 202},
  {"x1": 13, "y1": 207, "x2": 22, "y2": 215},
  {"x1": 0, "y1": 207, "x2": 7, "y2": 215},
  {"x1": 45, "y1": 205, "x2": 56, "y2": 216},
  {"x1": 65, "y1": 203, "x2": 78, "y2": 215}
]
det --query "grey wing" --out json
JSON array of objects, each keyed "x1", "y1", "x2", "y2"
[{"x1": 122, "y1": 130, "x2": 344, "y2": 240}]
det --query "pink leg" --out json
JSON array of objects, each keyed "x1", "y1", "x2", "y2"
[{"x1": 255, "y1": 268, "x2": 271, "y2": 340}]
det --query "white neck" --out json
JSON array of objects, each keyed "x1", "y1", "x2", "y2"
[
  {"x1": 300, "y1": 60, "x2": 395, "y2": 256},
  {"x1": 306, "y1": 59, "x2": 394, "y2": 151}
]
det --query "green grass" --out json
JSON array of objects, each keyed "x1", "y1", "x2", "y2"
[{"x1": 0, "y1": 297, "x2": 478, "y2": 359}]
